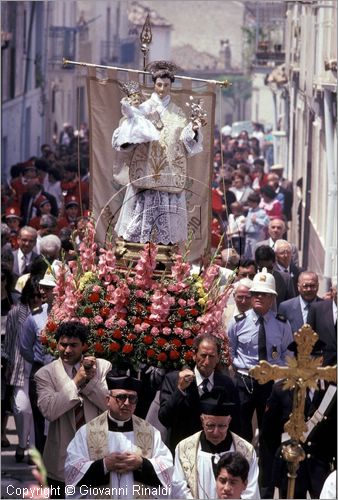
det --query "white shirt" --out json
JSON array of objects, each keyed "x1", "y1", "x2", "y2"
[
  {"x1": 194, "y1": 367, "x2": 215, "y2": 396},
  {"x1": 18, "y1": 248, "x2": 33, "y2": 275}
]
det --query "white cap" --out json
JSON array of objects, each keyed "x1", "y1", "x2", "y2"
[
  {"x1": 39, "y1": 267, "x2": 57, "y2": 287},
  {"x1": 250, "y1": 267, "x2": 277, "y2": 295}
]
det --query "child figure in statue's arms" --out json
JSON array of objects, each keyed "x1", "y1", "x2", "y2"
[{"x1": 112, "y1": 80, "x2": 160, "y2": 151}]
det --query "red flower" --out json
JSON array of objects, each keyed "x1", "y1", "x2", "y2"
[
  {"x1": 178, "y1": 308, "x2": 186, "y2": 317},
  {"x1": 127, "y1": 333, "x2": 137, "y2": 341},
  {"x1": 94, "y1": 342, "x2": 104, "y2": 353},
  {"x1": 46, "y1": 321, "x2": 57, "y2": 332},
  {"x1": 157, "y1": 352, "x2": 167, "y2": 362},
  {"x1": 169, "y1": 350, "x2": 180, "y2": 360},
  {"x1": 134, "y1": 318, "x2": 142, "y2": 325},
  {"x1": 184, "y1": 350, "x2": 194, "y2": 362},
  {"x1": 143, "y1": 335, "x2": 153, "y2": 345},
  {"x1": 172, "y1": 338, "x2": 182, "y2": 348},
  {"x1": 117, "y1": 312, "x2": 127, "y2": 319},
  {"x1": 89, "y1": 292, "x2": 100, "y2": 303},
  {"x1": 113, "y1": 329, "x2": 122, "y2": 339},
  {"x1": 96, "y1": 328, "x2": 105, "y2": 337},
  {"x1": 49, "y1": 340, "x2": 57, "y2": 349},
  {"x1": 99, "y1": 306, "x2": 110, "y2": 318},
  {"x1": 146, "y1": 348, "x2": 156, "y2": 358},
  {"x1": 190, "y1": 309, "x2": 199, "y2": 316},
  {"x1": 191, "y1": 324, "x2": 201, "y2": 333},
  {"x1": 109, "y1": 342, "x2": 120, "y2": 352},
  {"x1": 122, "y1": 344, "x2": 133, "y2": 354},
  {"x1": 84, "y1": 307, "x2": 93, "y2": 315},
  {"x1": 175, "y1": 321, "x2": 183, "y2": 327},
  {"x1": 157, "y1": 338, "x2": 167, "y2": 347},
  {"x1": 185, "y1": 338, "x2": 194, "y2": 347},
  {"x1": 136, "y1": 304, "x2": 144, "y2": 313},
  {"x1": 40, "y1": 335, "x2": 48, "y2": 345}
]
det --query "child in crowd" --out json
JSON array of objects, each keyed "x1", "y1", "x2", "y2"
[{"x1": 244, "y1": 192, "x2": 270, "y2": 258}]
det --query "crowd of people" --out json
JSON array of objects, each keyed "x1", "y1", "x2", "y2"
[{"x1": 1, "y1": 112, "x2": 336, "y2": 499}]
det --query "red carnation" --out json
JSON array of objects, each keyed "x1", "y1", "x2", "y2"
[
  {"x1": 122, "y1": 344, "x2": 133, "y2": 354},
  {"x1": 117, "y1": 312, "x2": 127, "y2": 319},
  {"x1": 172, "y1": 338, "x2": 182, "y2": 348},
  {"x1": 190, "y1": 309, "x2": 199, "y2": 316},
  {"x1": 157, "y1": 352, "x2": 167, "y2": 362},
  {"x1": 127, "y1": 333, "x2": 137, "y2": 341},
  {"x1": 175, "y1": 321, "x2": 183, "y2": 327},
  {"x1": 157, "y1": 338, "x2": 167, "y2": 347},
  {"x1": 178, "y1": 308, "x2": 186, "y2": 317},
  {"x1": 99, "y1": 306, "x2": 110, "y2": 318},
  {"x1": 184, "y1": 350, "x2": 194, "y2": 361},
  {"x1": 134, "y1": 318, "x2": 142, "y2": 325},
  {"x1": 96, "y1": 328, "x2": 105, "y2": 337},
  {"x1": 113, "y1": 329, "x2": 122, "y2": 339},
  {"x1": 191, "y1": 324, "x2": 201, "y2": 333},
  {"x1": 49, "y1": 340, "x2": 57, "y2": 349},
  {"x1": 146, "y1": 348, "x2": 156, "y2": 358},
  {"x1": 109, "y1": 342, "x2": 120, "y2": 352},
  {"x1": 143, "y1": 335, "x2": 153, "y2": 345},
  {"x1": 89, "y1": 292, "x2": 100, "y2": 303},
  {"x1": 84, "y1": 307, "x2": 93, "y2": 315},
  {"x1": 185, "y1": 338, "x2": 194, "y2": 347},
  {"x1": 94, "y1": 342, "x2": 104, "y2": 353},
  {"x1": 40, "y1": 335, "x2": 48, "y2": 345},
  {"x1": 169, "y1": 350, "x2": 180, "y2": 360},
  {"x1": 46, "y1": 321, "x2": 57, "y2": 332}
]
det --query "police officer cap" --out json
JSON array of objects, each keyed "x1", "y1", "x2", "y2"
[
  {"x1": 200, "y1": 387, "x2": 236, "y2": 416},
  {"x1": 287, "y1": 339, "x2": 326, "y2": 357},
  {"x1": 250, "y1": 267, "x2": 277, "y2": 295},
  {"x1": 106, "y1": 374, "x2": 142, "y2": 393}
]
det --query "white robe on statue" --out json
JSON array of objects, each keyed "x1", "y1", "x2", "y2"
[
  {"x1": 65, "y1": 414, "x2": 173, "y2": 499},
  {"x1": 114, "y1": 92, "x2": 203, "y2": 245},
  {"x1": 171, "y1": 431, "x2": 260, "y2": 499}
]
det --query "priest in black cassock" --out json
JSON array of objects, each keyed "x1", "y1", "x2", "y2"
[{"x1": 65, "y1": 374, "x2": 173, "y2": 498}]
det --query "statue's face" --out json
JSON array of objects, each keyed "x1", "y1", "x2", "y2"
[{"x1": 154, "y1": 77, "x2": 171, "y2": 99}]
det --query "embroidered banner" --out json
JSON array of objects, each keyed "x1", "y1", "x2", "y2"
[{"x1": 87, "y1": 67, "x2": 215, "y2": 261}]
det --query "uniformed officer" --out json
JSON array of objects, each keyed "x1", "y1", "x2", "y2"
[{"x1": 227, "y1": 267, "x2": 293, "y2": 443}]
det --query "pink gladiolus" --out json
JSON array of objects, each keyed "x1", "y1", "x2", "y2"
[
  {"x1": 117, "y1": 319, "x2": 127, "y2": 328},
  {"x1": 94, "y1": 315, "x2": 103, "y2": 325},
  {"x1": 150, "y1": 327, "x2": 160, "y2": 336},
  {"x1": 162, "y1": 327, "x2": 171, "y2": 336},
  {"x1": 80, "y1": 317, "x2": 90, "y2": 326}
]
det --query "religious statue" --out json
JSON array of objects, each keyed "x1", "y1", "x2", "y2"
[{"x1": 113, "y1": 60, "x2": 205, "y2": 246}]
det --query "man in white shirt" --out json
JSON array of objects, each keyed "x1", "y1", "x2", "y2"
[{"x1": 11, "y1": 226, "x2": 38, "y2": 278}]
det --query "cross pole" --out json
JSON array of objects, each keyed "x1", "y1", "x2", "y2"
[{"x1": 249, "y1": 324, "x2": 337, "y2": 499}]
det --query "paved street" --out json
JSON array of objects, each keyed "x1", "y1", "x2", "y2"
[{"x1": 1, "y1": 416, "x2": 36, "y2": 499}]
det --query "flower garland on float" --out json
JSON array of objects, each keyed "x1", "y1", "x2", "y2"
[{"x1": 42, "y1": 220, "x2": 233, "y2": 370}]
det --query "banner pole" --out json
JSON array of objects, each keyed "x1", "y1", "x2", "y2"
[{"x1": 63, "y1": 58, "x2": 231, "y2": 88}]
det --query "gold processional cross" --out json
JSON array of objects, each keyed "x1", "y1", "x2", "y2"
[{"x1": 249, "y1": 324, "x2": 337, "y2": 499}]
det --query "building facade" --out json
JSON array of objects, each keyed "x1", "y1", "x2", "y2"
[{"x1": 282, "y1": 0, "x2": 337, "y2": 288}]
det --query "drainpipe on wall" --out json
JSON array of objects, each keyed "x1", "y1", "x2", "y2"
[{"x1": 323, "y1": 89, "x2": 337, "y2": 286}]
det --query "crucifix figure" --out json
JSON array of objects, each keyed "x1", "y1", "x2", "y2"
[{"x1": 249, "y1": 324, "x2": 337, "y2": 499}]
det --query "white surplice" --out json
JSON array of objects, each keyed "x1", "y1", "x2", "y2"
[
  {"x1": 172, "y1": 436, "x2": 260, "y2": 499},
  {"x1": 65, "y1": 423, "x2": 173, "y2": 499}
]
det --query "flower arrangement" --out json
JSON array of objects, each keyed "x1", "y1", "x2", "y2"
[{"x1": 42, "y1": 220, "x2": 233, "y2": 370}]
